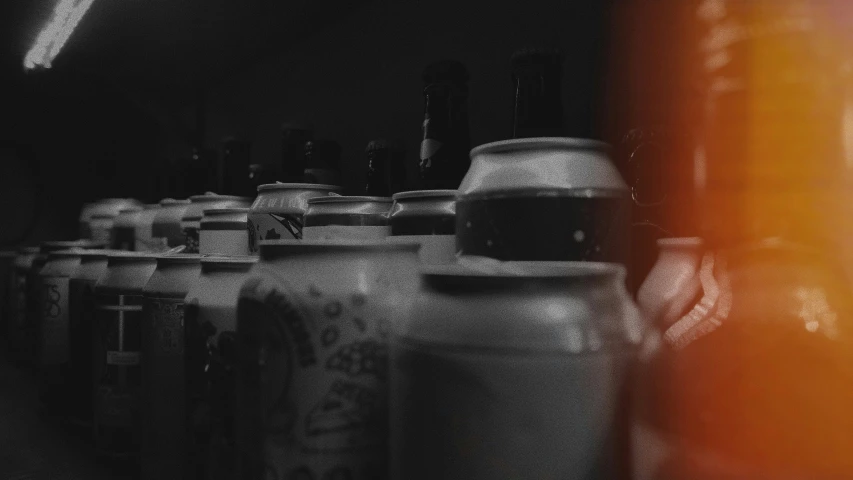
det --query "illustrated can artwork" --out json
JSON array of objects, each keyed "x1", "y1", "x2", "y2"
[
  {"x1": 237, "y1": 273, "x2": 393, "y2": 480},
  {"x1": 247, "y1": 213, "x2": 302, "y2": 251}
]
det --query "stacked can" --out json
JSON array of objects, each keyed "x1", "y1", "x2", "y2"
[
  {"x1": 68, "y1": 249, "x2": 110, "y2": 431},
  {"x1": 152, "y1": 199, "x2": 192, "y2": 251},
  {"x1": 247, "y1": 183, "x2": 341, "y2": 252},
  {"x1": 79, "y1": 198, "x2": 143, "y2": 240},
  {"x1": 140, "y1": 253, "x2": 202, "y2": 480},
  {"x1": 184, "y1": 255, "x2": 258, "y2": 480},
  {"x1": 387, "y1": 190, "x2": 457, "y2": 264},
  {"x1": 390, "y1": 262, "x2": 643, "y2": 480},
  {"x1": 92, "y1": 251, "x2": 158, "y2": 462},
  {"x1": 181, "y1": 194, "x2": 252, "y2": 254},
  {"x1": 112, "y1": 204, "x2": 161, "y2": 252},
  {"x1": 235, "y1": 240, "x2": 420, "y2": 480},
  {"x1": 200, "y1": 208, "x2": 251, "y2": 256},
  {"x1": 302, "y1": 196, "x2": 393, "y2": 241}
]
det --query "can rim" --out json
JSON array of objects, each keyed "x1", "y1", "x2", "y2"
[
  {"x1": 46, "y1": 249, "x2": 86, "y2": 259},
  {"x1": 421, "y1": 259, "x2": 625, "y2": 280},
  {"x1": 41, "y1": 240, "x2": 105, "y2": 251},
  {"x1": 469, "y1": 137, "x2": 611, "y2": 158},
  {"x1": 257, "y1": 183, "x2": 342, "y2": 193},
  {"x1": 160, "y1": 198, "x2": 192, "y2": 206},
  {"x1": 391, "y1": 190, "x2": 457, "y2": 201},
  {"x1": 105, "y1": 250, "x2": 159, "y2": 260},
  {"x1": 189, "y1": 194, "x2": 253, "y2": 203},
  {"x1": 200, "y1": 255, "x2": 259, "y2": 266},
  {"x1": 155, "y1": 253, "x2": 202, "y2": 264},
  {"x1": 307, "y1": 196, "x2": 392, "y2": 205}
]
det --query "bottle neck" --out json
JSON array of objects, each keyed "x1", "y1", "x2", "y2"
[
  {"x1": 512, "y1": 63, "x2": 563, "y2": 138},
  {"x1": 420, "y1": 83, "x2": 471, "y2": 189},
  {"x1": 365, "y1": 148, "x2": 390, "y2": 196}
]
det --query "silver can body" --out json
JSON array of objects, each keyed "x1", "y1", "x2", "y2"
[
  {"x1": 93, "y1": 251, "x2": 159, "y2": 459},
  {"x1": 247, "y1": 183, "x2": 341, "y2": 253},
  {"x1": 152, "y1": 199, "x2": 192, "y2": 251},
  {"x1": 181, "y1": 194, "x2": 252, "y2": 254},
  {"x1": 112, "y1": 204, "x2": 160, "y2": 252},
  {"x1": 185, "y1": 256, "x2": 258, "y2": 480},
  {"x1": 456, "y1": 138, "x2": 630, "y2": 267},
  {"x1": 79, "y1": 198, "x2": 143, "y2": 240},
  {"x1": 303, "y1": 196, "x2": 392, "y2": 241},
  {"x1": 387, "y1": 189, "x2": 456, "y2": 264},
  {"x1": 140, "y1": 254, "x2": 202, "y2": 480},
  {"x1": 200, "y1": 208, "x2": 251, "y2": 256},
  {"x1": 390, "y1": 261, "x2": 643, "y2": 480},
  {"x1": 236, "y1": 240, "x2": 420, "y2": 480}
]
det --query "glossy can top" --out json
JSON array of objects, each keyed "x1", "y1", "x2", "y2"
[
  {"x1": 251, "y1": 183, "x2": 342, "y2": 214},
  {"x1": 389, "y1": 190, "x2": 456, "y2": 224},
  {"x1": 201, "y1": 208, "x2": 249, "y2": 225},
  {"x1": 182, "y1": 194, "x2": 252, "y2": 222},
  {"x1": 70, "y1": 250, "x2": 110, "y2": 282},
  {"x1": 95, "y1": 251, "x2": 159, "y2": 294},
  {"x1": 460, "y1": 137, "x2": 627, "y2": 197},
  {"x1": 200, "y1": 255, "x2": 258, "y2": 272},
  {"x1": 143, "y1": 253, "x2": 202, "y2": 297},
  {"x1": 304, "y1": 196, "x2": 392, "y2": 220}
]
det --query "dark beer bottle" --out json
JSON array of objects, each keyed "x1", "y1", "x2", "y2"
[
  {"x1": 510, "y1": 48, "x2": 565, "y2": 138},
  {"x1": 281, "y1": 122, "x2": 314, "y2": 183},
  {"x1": 365, "y1": 139, "x2": 391, "y2": 196},
  {"x1": 419, "y1": 60, "x2": 471, "y2": 190},
  {"x1": 303, "y1": 139, "x2": 341, "y2": 186},
  {"x1": 221, "y1": 137, "x2": 252, "y2": 196}
]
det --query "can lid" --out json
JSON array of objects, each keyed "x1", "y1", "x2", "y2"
[
  {"x1": 257, "y1": 183, "x2": 341, "y2": 193},
  {"x1": 77, "y1": 249, "x2": 111, "y2": 259},
  {"x1": 201, "y1": 255, "x2": 259, "y2": 266},
  {"x1": 118, "y1": 206, "x2": 144, "y2": 214},
  {"x1": 469, "y1": 137, "x2": 610, "y2": 159},
  {"x1": 189, "y1": 193, "x2": 252, "y2": 203},
  {"x1": 391, "y1": 190, "x2": 457, "y2": 201},
  {"x1": 307, "y1": 196, "x2": 392, "y2": 205},
  {"x1": 160, "y1": 198, "x2": 191, "y2": 206},
  {"x1": 41, "y1": 240, "x2": 105, "y2": 252},
  {"x1": 155, "y1": 253, "x2": 202, "y2": 264},
  {"x1": 202, "y1": 207, "x2": 250, "y2": 216}
]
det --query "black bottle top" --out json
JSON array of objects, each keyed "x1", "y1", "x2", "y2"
[{"x1": 510, "y1": 47, "x2": 565, "y2": 139}]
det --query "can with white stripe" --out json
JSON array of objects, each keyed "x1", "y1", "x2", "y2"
[
  {"x1": 200, "y1": 208, "x2": 251, "y2": 256},
  {"x1": 152, "y1": 199, "x2": 192, "y2": 251},
  {"x1": 181, "y1": 193, "x2": 252, "y2": 254},
  {"x1": 387, "y1": 190, "x2": 457, "y2": 264},
  {"x1": 303, "y1": 196, "x2": 392, "y2": 241},
  {"x1": 248, "y1": 183, "x2": 341, "y2": 252}
]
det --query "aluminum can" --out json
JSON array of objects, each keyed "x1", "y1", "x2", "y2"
[
  {"x1": 181, "y1": 193, "x2": 252, "y2": 254},
  {"x1": 0, "y1": 250, "x2": 16, "y2": 350},
  {"x1": 91, "y1": 213, "x2": 118, "y2": 246},
  {"x1": 185, "y1": 255, "x2": 258, "y2": 480},
  {"x1": 9, "y1": 246, "x2": 39, "y2": 363},
  {"x1": 456, "y1": 138, "x2": 630, "y2": 266},
  {"x1": 236, "y1": 240, "x2": 420, "y2": 480},
  {"x1": 23, "y1": 240, "x2": 104, "y2": 367},
  {"x1": 200, "y1": 208, "x2": 251, "y2": 256},
  {"x1": 93, "y1": 251, "x2": 158, "y2": 460},
  {"x1": 140, "y1": 253, "x2": 202, "y2": 480},
  {"x1": 636, "y1": 238, "x2": 704, "y2": 328},
  {"x1": 303, "y1": 196, "x2": 392, "y2": 241},
  {"x1": 68, "y1": 249, "x2": 109, "y2": 430},
  {"x1": 247, "y1": 183, "x2": 341, "y2": 252},
  {"x1": 112, "y1": 204, "x2": 160, "y2": 252},
  {"x1": 79, "y1": 198, "x2": 143, "y2": 239},
  {"x1": 386, "y1": 189, "x2": 456, "y2": 264},
  {"x1": 37, "y1": 249, "x2": 86, "y2": 416},
  {"x1": 390, "y1": 261, "x2": 643, "y2": 480},
  {"x1": 152, "y1": 198, "x2": 192, "y2": 251}
]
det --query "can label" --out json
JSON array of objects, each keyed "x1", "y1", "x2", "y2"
[
  {"x1": 236, "y1": 273, "x2": 391, "y2": 480},
  {"x1": 94, "y1": 295, "x2": 143, "y2": 436},
  {"x1": 200, "y1": 227, "x2": 251, "y2": 256},
  {"x1": 149, "y1": 297, "x2": 185, "y2": 355},
  {"x1": 40, "y1": 276, "x2": 70, "y2": 366},
  {"x1": 302, "y1": 225, "x2": 390, "y2": 241},
  {"x1": 112, "y1": 226, "x2": 136, "y2": 251},
  {"x1": 184, "y1": 226, "x2": 201, "y2": 254},
  {"x1": 247, "y1": 213, "x2": 303, "y2": 253}
]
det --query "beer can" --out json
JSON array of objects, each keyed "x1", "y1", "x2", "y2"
[
  {"x1": 184, "y1": 255, "x2": 258, "y2": 480},
  {"x1": 248, "y1": 183, "x2": 341, "y2": 252},
  {"x1": 79, "y1": 198, "x2": 143, "y2": 240},
  {"x1": 181, "y1": 193, "x2": 252, "y2": 254},
  {"x1": 0, "y1": 250, "x2": 16, "y2": 351},
  {"x1": 91, "y1": 213, "x2": 119, "y2": 246},
  {"x1": 200, "y1": 208, "x2": 251, "y2": 256},
  {"x1": 636, "y1": 238, "x2": 704, "y2": 328},
  {"x1": 390, "y1": 262, "x2": 643, "y2": 480},
  {"x1": 236, "y1": 240, "x2": 420, "y2": 480},
  {"x1": 9, "y1": 246, "x2": 39, "y2": 363},
  {"x1": 68, "y1": 249, "x2": 110, "y2": 430},
  {"x1": 24, "y1": 240, "x2": 104, "y2": 367},
  {"x1": 37, "y1": 249, "x2": 86, "y2": 417},
  {"x1": 457, "y1": 138, "x2": 630, "y2": 266},
  {"x1": 93, "y1": 251, "x2": 158, "y2": 460},
  {"x1": 387, "y1": 189, "x2": 457, "y2": 264},
  {"x1": 140, "y1": 253, "x2": 202, "y2": 480},
  {"x1": 152, "y1": 198, "x2": 192, "y2": 251},
  {"x1": 112, "y1": 204, "x2": 161, "y2": 252},
  {"x1": 303, "y1": 196, "x2": 393, "y2": 241}
]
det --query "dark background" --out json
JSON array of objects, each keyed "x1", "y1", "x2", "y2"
[{"x1": 0, "y1": 0, "x2": 684, "y2": 248}]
